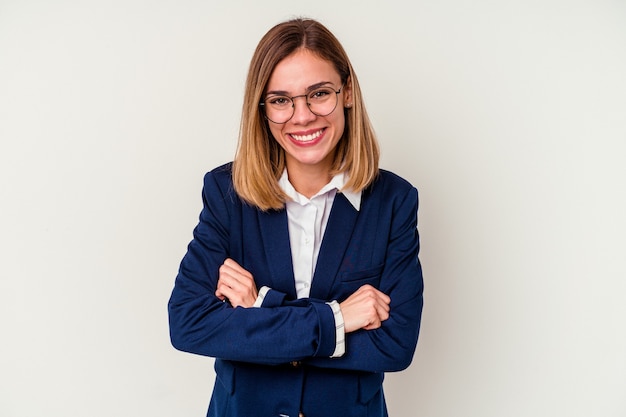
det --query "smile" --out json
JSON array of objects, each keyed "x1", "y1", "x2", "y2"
[{"x1": 289, "y1": 128, "x2": 325, "y2": 142}]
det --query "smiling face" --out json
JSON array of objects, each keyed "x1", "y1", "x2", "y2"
[{"x1": 264, "y1": 49, "x2": 351, "y2": 181}]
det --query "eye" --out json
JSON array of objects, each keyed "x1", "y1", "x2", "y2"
[
  {"x1": 309, "y1": 88, "x2": 332, "y2": 101},
  {"x1": 267, "y1": 96, "x2": 291, "y2": 107}
]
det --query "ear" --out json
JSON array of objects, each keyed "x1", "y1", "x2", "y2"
[{"x1": 343, "y1": 76, "x2": 353, "y2": 107}]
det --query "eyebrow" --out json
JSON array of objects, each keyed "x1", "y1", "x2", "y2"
[{"x1": 265, "y1": 81, "x2": 334, "y2": 97}]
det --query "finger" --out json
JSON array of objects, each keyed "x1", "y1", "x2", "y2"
[
  {"x1": 356, "y1": 286, "x2": 389, "y2": 322},
  {"x1": 216, "y1": 282, "x2": 242, "y2": 304},
  {"x1": 376, "y1": 302, "x2": 390, "y2": 321},
  {"x1": 375, "y1": 293, "x2": 391, "y2": 317},
  {"x1": 220, "y1": 265, "x2": 254, "y2": 289},
  {"x1": 357, "y1": 284, "x2": 390, "y2": 303},
  {"x1": 217, "y1": 271, "x2": 246, "y2": 293},
  {"x1": 366, "y1": 286, "x2": 390, "y2": 305},
  {"x1": 363, "y1": 316, "x2": 382, "y2": 330},
  {"x1": 215, "y1": 287, "x2": 234, "y2": 301},
  {"x1": 218, "y1": 275, "x2": 246, "y2": 298},
  {"x1": 217, "y1": 266, "x2": 258, "y2": 308},
  {"x1": 377, "y1": 291, "x2": 391, "y2": 305},
  {"x1": 216, "y1": 277, "x2": 234, "y2": 294},
  {"x1": 376, "y1": 294, "x2": 391, "y2": 311},
  {"x1": 219, "y1": 263, "x2": 241, "y2": 281},
  {"x1": 367, "y1": 289, "x2": 391, "y2": 309},
  {"x1": 219, "y1": 267, "x2": 246, "y2": 291},
  {"x1": 215, "y1": 284, "x2": 231, "y2": 302},
  {"x1": 223, "y1": 258, "x2": 253, "y2": 279}
]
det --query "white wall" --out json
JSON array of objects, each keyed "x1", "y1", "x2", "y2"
[{"x1": 1, "y1": 1, "x2": 625, "y2": 416}]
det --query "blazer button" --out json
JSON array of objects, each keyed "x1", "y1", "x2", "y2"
[
  {"x1": 299, "y1": 413, "x2": 305, "y2": 417},
  {"x1": 290, "y1": 361, "x2": 302, "y2": 368}
]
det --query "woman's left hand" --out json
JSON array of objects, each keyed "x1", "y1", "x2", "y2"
[{"x1": 215, "y1": 258, "x2": 259, "y2": 308}]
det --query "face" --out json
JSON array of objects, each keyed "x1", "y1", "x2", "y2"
[{"x1": 264, "y1": 49, "x2": 351, "y2": 177}]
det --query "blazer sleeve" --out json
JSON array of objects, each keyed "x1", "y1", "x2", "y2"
[
  {"x1": 306, "y1": 186, "x2": 424, "y2": 373},
  {"x1": 168, "y1": 170, "x2": 338, "y2": 365}
]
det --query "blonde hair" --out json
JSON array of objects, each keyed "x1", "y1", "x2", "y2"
[{"x1": 233, "y1": 18, "x2": 379, "y2": 211}]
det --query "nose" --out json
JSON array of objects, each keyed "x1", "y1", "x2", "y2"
[{"x1": 290, "y1": 96, "x2": 316, "y2": 124}]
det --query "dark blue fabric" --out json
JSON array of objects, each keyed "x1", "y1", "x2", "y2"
[{"x1": 168, "y1": 163, "x2": 424, "y2": 417}]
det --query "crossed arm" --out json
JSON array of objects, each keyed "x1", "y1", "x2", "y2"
[
  {"x1": 169, "y1": 169, "x2": 423, "y2": 372},
  {"x1": 216, "y1": 258, "x2": 391, "y2": 333}
]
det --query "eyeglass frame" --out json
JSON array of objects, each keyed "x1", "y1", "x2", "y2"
[{"x1": 259, "y1": 84, "x2": 345, "y2": 124}]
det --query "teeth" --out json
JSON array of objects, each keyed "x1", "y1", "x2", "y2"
[{"x1": 291, "y1": 129, "x2": 323, "y2": 142}]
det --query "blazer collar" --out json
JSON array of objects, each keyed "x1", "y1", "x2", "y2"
[
  {"x1": 257, "y1": 208, "x2": 297, "y2": 298},
  {"x1": 278, "y1": 170, "x2": 362, "y2": 211},
  {"x1": 309, "y1": 192, "x2": 359, "y2": 300},
  {"x1": 257, "y1": 192, "x2": 359, "y2": 301}
]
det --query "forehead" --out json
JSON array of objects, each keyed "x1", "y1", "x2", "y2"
[{"x1": 266, "y1": 49, "x2": 340, "y2": 92}]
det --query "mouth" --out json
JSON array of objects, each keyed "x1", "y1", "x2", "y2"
[{"x1": 289, "y1": 128, "x2": 326, "y2": 143}]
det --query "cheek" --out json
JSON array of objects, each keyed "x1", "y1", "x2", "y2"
[
  {"x1": 267, "y1": 124, "x2": 283, "y2": 142},
  {"x1": 331, "y1": 114, "x2": 346, "y2": 139}
]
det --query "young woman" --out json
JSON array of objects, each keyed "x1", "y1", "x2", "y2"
[{"x1": 168, "y1": 18, "x2": 424, "y2": 417}]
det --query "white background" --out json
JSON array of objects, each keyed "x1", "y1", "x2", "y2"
[{"x1": 1, "y1": 1, "x2": 625, "y2": 416}]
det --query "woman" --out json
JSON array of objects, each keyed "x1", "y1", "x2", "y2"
[{"x1": 168, "y1": 18, "x2": 423, "y2": 417}]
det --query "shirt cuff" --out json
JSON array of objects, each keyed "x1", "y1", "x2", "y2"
[
  {"x1": 252, "y1": 286, "x2": 271, "y2": 307},
  {"x1": 326, "y1": 300, "x2": 345, "y2": 358}
]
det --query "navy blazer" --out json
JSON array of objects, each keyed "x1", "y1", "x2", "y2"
[{"x1": 168, "y1": 163, "x2": 424, "y2": 417}]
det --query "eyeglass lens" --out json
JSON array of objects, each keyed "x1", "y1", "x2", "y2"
[{"x1": 262, "y1": 86, "x2": 340, "y2": 124}]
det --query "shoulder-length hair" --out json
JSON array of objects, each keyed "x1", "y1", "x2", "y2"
[{"x1": 232, "y1": 18, "x2": 379, "y2": 211}]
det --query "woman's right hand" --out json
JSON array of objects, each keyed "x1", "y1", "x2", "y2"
[
  {"x1": 339, "y1": 285, "x2": 391, "y2": 333},
  {"x1": 216, "y1": 258, "x2": 258, "y2": 308}
]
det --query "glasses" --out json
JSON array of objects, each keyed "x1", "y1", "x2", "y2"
[{"x1": 259, "y1": 84, "x2": 344, "y2": 124}]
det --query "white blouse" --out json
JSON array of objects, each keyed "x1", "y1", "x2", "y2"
[{"x1": 254, "y1": 170, "x2": 362, "y2": 358}]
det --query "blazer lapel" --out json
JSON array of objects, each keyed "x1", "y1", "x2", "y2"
[
  {"x1": 258, "y1": 209, "x2": 297, "y2": 298},
  {"x1": 309, "y1": 193, "x2": 359, "y2": 300}
]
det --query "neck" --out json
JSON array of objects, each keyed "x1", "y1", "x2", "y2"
[{"x1": 286, "y1": 163, "x2": 332, "y2": 199}]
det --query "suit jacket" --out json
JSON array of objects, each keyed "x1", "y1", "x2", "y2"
[{"x1": 168, "y1": 163, "x2": 424, "y2": 417}]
